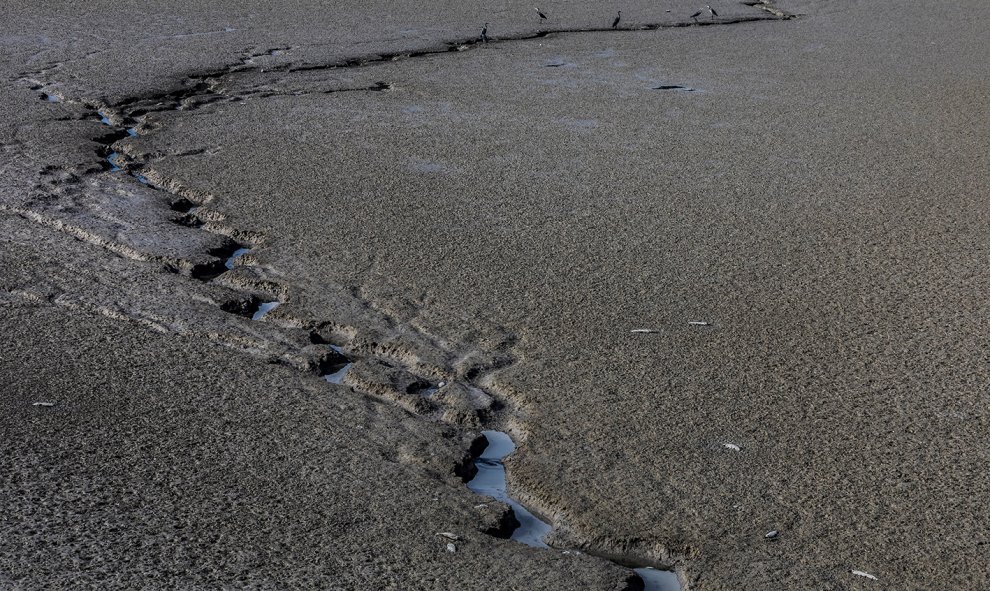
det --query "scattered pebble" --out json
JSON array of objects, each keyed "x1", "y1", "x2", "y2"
[
  {"x1": 688, "y1": 321, "x2": 711, "y2": 326},
  {"x1": 765, "y1": 530, "x2": 780, "y2": 540},
  {"x1": 437, "y1": 532, "x2": 460, "y2": 541},
  {"x1": 851, "y1": 570, "x2": 878, "y2": 581},
  {"x1": 32, "y1": 402, "x2": 55, "y2": 407},
  {"x1": 630, "y1": 328, "x2": 659, "y2": 334},
  {"x1": 438, "y1": 381, "x2": 447, "y2": 388},
  {"x1": 723, "y1": 443, "x2": 741, "y2": 451},
  {"x1": 446, "y1": 542, "x2": 457, "y2": 553}
]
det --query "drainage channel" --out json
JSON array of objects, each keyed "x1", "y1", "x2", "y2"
[{"x1": 467, "y1": 430, "x2": 681, "y2": 590}]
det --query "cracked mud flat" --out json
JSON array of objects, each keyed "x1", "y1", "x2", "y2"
[{"x1": 2, "y1": 0, "x2": 990, "y2": 589}]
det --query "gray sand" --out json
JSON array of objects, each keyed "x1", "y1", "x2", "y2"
[{"x1": 2, "y1": 0, "x2": 989, "y2": 589}]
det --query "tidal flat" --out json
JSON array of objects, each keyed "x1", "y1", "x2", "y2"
[{"x1": 2, "y1": 0, "x2": 989, "y2": 589}]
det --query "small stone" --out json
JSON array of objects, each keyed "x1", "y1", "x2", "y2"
[
  {"x1": 32, "y1": 402, "x2": 55, "y2": 407},
  {"x1": 437, "y1": 532, "x2": 460, "y2": 541},
  {"x1": 765, "y1": 530, "x2": 780, "y2": 540},
  {"x1": 723, "y1": 443, "x2": 741, "y2": 451},
  {"x1": 851, "y1": 570, "x2": 878, "y2": 581},
  {"x1": 446, "y1": 542, "x2": 457, "y2": 553}
]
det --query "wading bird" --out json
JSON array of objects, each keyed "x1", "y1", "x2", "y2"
[
  {"x1": 480, "y1": 23, "x2": 489, "y2": 43},
  {"x1": 535, "y1": 7, "x2": 548, "y2": 20},
  {"x1": 612, "y1": 10, "x2": 622, "y2": 28}
]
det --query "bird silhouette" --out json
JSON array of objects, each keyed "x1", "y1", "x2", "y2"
[
  {"x1": 480, "y1": 23, "x2": 489, "y2": 43},
  {"x1": 535, "y1": 7, "x2": 548, "y2": 19},
  {"x1": 612, "y1": 10, "x2": 622, "y2": 28},
  {"x1": 707, "y1": 5, "x2": 719, "y2": 18}
]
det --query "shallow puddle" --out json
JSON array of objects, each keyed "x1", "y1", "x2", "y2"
[
  {"x1": 224, "y1": 247, "x2": 251, "y2": 270},
  {"x1": 251, "y1": 301, "x2": 280, "y2": 320},
  {"x1": 634, "y1": 567, "x2": 681, "y2": 591},
  {"x1": 323, "y1": 362, "x2": 352, "y2": 384}
]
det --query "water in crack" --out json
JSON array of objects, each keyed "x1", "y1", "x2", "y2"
[
  {"x1": 251, "y1": 301, "x2": 280, "y2": 321},
  {"x1": 225, "y1": 247, "x2": 251, "y2": 270},
  {"x1": 467, "y1": 430, "x2": 681, "y2": 590},
  {"x1": 467, "y1": 430, "x2": 552, "y2": 548},
  {"x1": 323, "y1": 345, "x2": 352, "y2": 384},
  {"x1": 634, "y1": 567, "x2": 681, "y2": 591},
  {"x1": 323, "y1": 363, "x2": 352, "y2": 384},
  {"x1": 107, "y1": 152, "x2": 122, "y2": 172}
]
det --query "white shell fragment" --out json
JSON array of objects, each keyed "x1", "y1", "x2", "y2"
[
  {"x1": 32, "y1": 402, "x2": 55, "y2": 407},
  {"x1": 723, "y1": 443, "x2": 741, "y2": 451},
  {"x1": 437, "y1": 532, "x2": 460, "y2": 541},
  {"x1": 765, "y1": 530, "x2": 780, "y2": 540},
  {"x1": 851, "y1": 570, "x2": 878, "y2": 581},
  {"x1": 446, "y1": 542, "x2": 457, "y2": 553},
  {"x1": 438, "y1": 381, "x2": 447, "y2": 388},
  {"x1": 630, "y1": 328, "x2": 659, "y2": 333},
  {"x1": 688, "y1": 321, "x2": 711, "y2": 326}
]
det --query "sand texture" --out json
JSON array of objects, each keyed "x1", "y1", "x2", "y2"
[{"x1": 2, "y1": 0, "x2": 989, "y2": 589}]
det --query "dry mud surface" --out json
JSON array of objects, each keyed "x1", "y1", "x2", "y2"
[{"x1": 2, "y1": 0, "x2": 989, "y2": 589}]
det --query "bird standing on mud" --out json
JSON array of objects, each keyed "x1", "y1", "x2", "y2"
[
  {"x1": 691, "y1": 5, "x2": 718, "y2": 20},
  {"x1": 612, "y1": 10, "x2": 622, "y2": 28},
  {"x1": 535, "y1": 7, "x2": 548, "y2": 20},
  {"x1": 480, "y1": 23, "x2": 489, "y2": 43}
]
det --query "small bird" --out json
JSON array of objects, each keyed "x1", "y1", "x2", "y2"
[
  {"x1": 535, "y1": 7, "x2": 548, "y2": 20},
  {"x1": 612, "y1": 10, "x2": 622, "y2": 28},
  {"x1": 707, "y1": 4, "x2": 719, "y2": 18},
  {"x1": 690, "y1": 9, "x2": 702, "y2": 21},
  {"x1": 480, "y1": 23, "x2": 489, "y2": 43}
]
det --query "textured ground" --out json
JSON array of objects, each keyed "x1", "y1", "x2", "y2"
[{"x1": 2, "y1": 0, "x2": 989, "y2": 589}]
